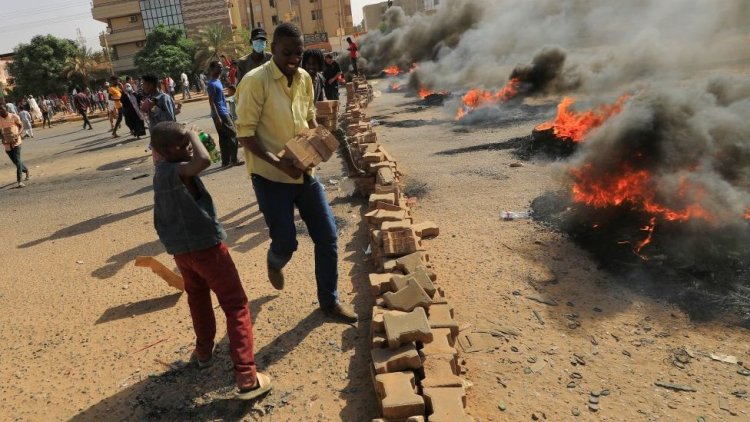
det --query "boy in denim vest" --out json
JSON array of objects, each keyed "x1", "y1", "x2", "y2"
[{"x1": 150, "y1": 122, "x2": 271, "y2": 399}]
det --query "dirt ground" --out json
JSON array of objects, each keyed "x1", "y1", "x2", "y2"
[{"x1": 1, "y1": 84, "x2": 749, "y2": 422}]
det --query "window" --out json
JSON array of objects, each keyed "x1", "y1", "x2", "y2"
[
  {"x1": 269, "y1": 0, "x2": 275, "y2": 7},
  {"x1": 129, "y1": 15, "x2": 138, "y2": 23},
  {"x1": 311, "y1": 9, "x2": 323, "y2": 20},
  {"x1": 139, "y1": 0, "x2": 185, "y2": 33},
  {"x1": 256, "y1": 22, "x2": 263, "y2": 28},
  {"x1": 272, "y1": 15, "x2": 279, "y2": 25}
]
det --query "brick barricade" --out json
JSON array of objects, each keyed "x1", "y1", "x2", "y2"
[{"x1": 341, "y1": 77, "x2": 474, "y2": 422}]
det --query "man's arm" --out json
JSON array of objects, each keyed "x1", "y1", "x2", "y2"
[
  {"x1": 178, "y1": 130, "x2": 211, "y2": 177},
  {"x1": 13, "y1": 115, "x2": 22, "y2": 131},
  {"x1": 206, "y1": 83, "x2": 222, "y2": 126}
]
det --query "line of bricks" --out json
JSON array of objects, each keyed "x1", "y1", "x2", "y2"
[{"x1": 342, "y1": 78, "x2": 475, "y2": 422}]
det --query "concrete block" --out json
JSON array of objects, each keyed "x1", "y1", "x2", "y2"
[
  {"x1": 369, "y1": 273, "x2": 393, "y2": 297},
  {"x1": 384, "y1": 308, "x2": 433, "y2": 348},
  {"x1": 375, "y1": 201, "x2": 406, "y2": 212},
  {"x1": 383, "y1": 278, "x2": 432, "y2": 312},
  {"x1": 372, "y1": 343, "x2": 421, "y2": 374},
  {"x1": 421, "y1": 355, "x2": 463, "y2": 388},
  {"x1": 372, "y1": 307, "x2": 408, "y2": 333},
  {"x1": 382, "y1": 220, "x2": 412, "y2": 231},
  {"x1": 377, "y1": 167, "x2": 396, "y2": 186},
  {"x1": 412, "y1": 221, "x2": 439, "y2": 238},
  {"x1": 395, "y1": 252, "x2": 428, "y2": 274},
  {"x1": 420, "y1": 328, "x2": 458, "y2": 358},
  {"x1": 372, "y1": 417, "x2": 424, "y2": 422},
  {"x1": 375, "y1": 184, "x2": 400, "y2": 196},
  {"x1": 383, "y1": 259, "x2": 398, "y2": 272},
  {"x1": 383, "y1": 229, "x2": 419, "y2": 256},
  {"x1": 375, "y1": 372, "x2": 425, "y2": 419},
  {"x1": 362, "y1": 151, "x2": 385, "y2": 163},
  {"x1": 427, "y1": 303, "x2": 459, "y2": 337},
  {"x1": 390, "y1": 267, "x2": 437, "y2": 297},
  {"x1": 423, "y1": 387, "x2": 474, "y2": 422},
  {"x1": 365, "y1": 209, "x2": 409, "y2": 225},
  {"x1": 369, "y1": 193, "x2": 396, "y2": 209}
]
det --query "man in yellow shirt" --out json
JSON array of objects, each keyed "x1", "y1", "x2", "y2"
[
  {"x1": 108, "y1": 75, "x2": 124, "y2": 138},
  {"x1": 236, "y1": 23, "x2": 356, "y2": 322}
]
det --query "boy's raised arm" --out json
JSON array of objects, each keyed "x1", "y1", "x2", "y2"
[{"x1": 178, "y1": 130, "x2": 211, "y2": 177}]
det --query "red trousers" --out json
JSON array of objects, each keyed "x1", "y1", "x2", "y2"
[{"x1": 174, "y1": 242, "x2": 257, "y2": 388}]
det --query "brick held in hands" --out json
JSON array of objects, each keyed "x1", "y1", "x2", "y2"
[
  {"x1": 384, "y1": 307, "x2": 433, "y2": 349},
  {"x1": 422, "y1": 387, "x2": 474, "y2": 422},
  {"x1": 371, "y1": 343, "x2": 422, "y2": 374},
  {"x1": 279, "y1": 126, "x2": 339, "y2": 170},
  {"x1": 374, "y1": 372, "x2": 425, "y2": 420}
]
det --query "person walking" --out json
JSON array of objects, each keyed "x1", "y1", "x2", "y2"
[
  {"x1": 108, "y1": 76, "x2": 124, "y2": 137},
  {"x1": 0, "y1": 104, "x2": 30, "y2": 188},
  {"x1": 346, "y1": 37, "x2": 359, "y2": 76},
  {"x1": 322, "y1": 53, "x2": 342, "y2": 100},
  {"x1": 74, "y1": 88, "x2": 94, "y2": 130},
  {"x1": 141, "y1": 74, "x2": 176, "y2": 129},
  {"x1": 18, "y1": 106, "x2": 33, "y2": 139},
  {"x1": 235, "y1": 23, "x2": 357, "y2": 322},
  {"x1": 39, "y1": 98, "x2": 52, "y2": 128},
  {"x1": 121, "y1": 76, "x2": 147, "y2": 138},
  {"x1": 207, "y1": 61, "x2": 242, "y2": 167},
  {"x1": 180, "y1": 72, "x2": 192, "y2": 100},
  {"x1": 236, "y1": 28, "x2": 272, "y2": 84}
]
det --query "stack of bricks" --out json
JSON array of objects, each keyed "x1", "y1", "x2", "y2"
[
  {"x1": 343, "y1": 75, "x2": 474, "y2": 422},
  {"x1": 315, "y1": 100, "x2": 339, "y2": 132}
]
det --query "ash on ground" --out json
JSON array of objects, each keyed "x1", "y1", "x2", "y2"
[{"x1": 531, "y1": 190, "x2": 750, "y2": 324}]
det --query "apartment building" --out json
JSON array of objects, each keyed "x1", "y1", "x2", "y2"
[
  {"x1": 247, "y1": 0, "x2": 355, "y2": 51},
  {"x1": 363, "y1": 0, "x2": 439, "y2": 32},
  {"x1": 92, "y1": 0, "x2": 246, "y2": 73}
]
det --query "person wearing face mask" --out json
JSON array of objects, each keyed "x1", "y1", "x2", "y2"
[{"x1": 236, "y1": 28, "x2": 272, "y2": 84}]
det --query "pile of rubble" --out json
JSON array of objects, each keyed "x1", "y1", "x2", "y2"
[{"x1": 342, "y1": 76, "x2": 474, "y2": 422}]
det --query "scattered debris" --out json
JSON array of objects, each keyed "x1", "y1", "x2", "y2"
[
  {"x1": 131, "y1": 174, "x2": 149, "y2": 180},
  {"x1": 654, "y1": 381, "x2": 697, "y2": 392},
  {"x1": 709, "y1": 353, "x2": 738, "y2": 364},
  {"x1": 571, "y1": 406, "x2": 580, "y2": 416},
  {"x1": 532, "y1": 310, "x2": 545, "y2": 325},
  {"x1": 526, "y1": 294, "x2": 558, "y2": 306}
]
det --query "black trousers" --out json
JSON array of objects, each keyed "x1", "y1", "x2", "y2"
[
  {"x1": 78, "y1": 108, "x2": 92, "y2": 129},
  {"x1": 324, "y1": 83, "x2": 339, "y2": 100},
  {"x1": 214, "y1": 114, "x2": 238, "y2": 166},
  {"x1": 351, "y1": 58, "x2": 359, "y2": 75},
  {"x1": 113, "y1": 108, "x2": 123, "y2": 133}
]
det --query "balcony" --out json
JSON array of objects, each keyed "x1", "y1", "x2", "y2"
[
  {"x1": 100, "y1": 27, "x2": 146, "y2": 47},
  {"x1": 92, "y1": 0, "x2": 141, "y2": 23}
]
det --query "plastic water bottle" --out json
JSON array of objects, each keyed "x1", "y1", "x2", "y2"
[
  {"x1": 501, "y1": 211, "x2": 531, "y2": 220},
  {"x1": 198, "y1": 132, "x2": 220, "y2": 163}
]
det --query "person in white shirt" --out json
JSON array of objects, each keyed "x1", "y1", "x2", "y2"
[{"x1": 180, "y1": 72, "x2": 191, "y2": 99}]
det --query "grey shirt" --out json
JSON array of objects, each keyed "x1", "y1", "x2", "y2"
[{"x1": 236, "y1": 51, "x2": 272, "y2": 84}]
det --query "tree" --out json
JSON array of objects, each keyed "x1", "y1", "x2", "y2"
[
  {"x1": 193, "y1": 23, "x2": 241, "y2": 69},
  {"x1": 134, "y1": 25, "x2": 195, "y2": 79},
  {"x1": 63, "y1": 46, "x2": 98, "y2": 89},
  {"x1": 8, "y1": 35, "x2": 77, "y2": 95}
]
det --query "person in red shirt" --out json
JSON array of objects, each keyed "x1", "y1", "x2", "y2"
[{"x1": 346, "y1": 37, "x2": 359, "y2": 76}]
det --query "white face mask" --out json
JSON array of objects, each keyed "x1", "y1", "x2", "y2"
[{"x1": 252, "y1": 40, "x2": 266, "y2": 53}]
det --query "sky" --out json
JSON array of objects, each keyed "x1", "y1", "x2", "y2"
[{"x1": 0, "y1": 0, "x2": 383, "y2": 54}]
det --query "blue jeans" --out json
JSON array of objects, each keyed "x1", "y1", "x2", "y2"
[
  {"x1": 6, "y1": 146, "x2": 28, "y2": 183},
  {"x1": 251, "y1": 173, "x2": 339, "y2": 307}
]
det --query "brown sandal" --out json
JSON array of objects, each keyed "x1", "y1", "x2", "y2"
[{"x1": 235, "y1": 372, "x2": 273, "y2": 400}]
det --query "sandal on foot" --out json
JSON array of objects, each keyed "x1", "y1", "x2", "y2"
[{"x1": 235, "y1": 373, "x2": 273, "y2": 400}]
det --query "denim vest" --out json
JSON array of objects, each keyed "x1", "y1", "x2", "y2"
[{"x1": 153, "y1": 163, "x2": 226, "y2": 255}]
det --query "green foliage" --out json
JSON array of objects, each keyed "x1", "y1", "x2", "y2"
[
  {"x1": 63, "y1": 46, "x2": 99, "y2": 89},
  {"x1": 8, "y1": 35, "x2": 77, "y2": 95},
  {"x1": 134, "y1": 25, "x2": 195, "y2": 78},
  {"x1": 193, "y1": 24, "x2": 241, "y2": 70}
]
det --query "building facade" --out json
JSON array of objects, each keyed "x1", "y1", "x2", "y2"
[
  {"x1": 0, "y1": 53, "x2": 14, "y2": 95},
  {"x1": 92, "y1": 0, "x2": 246, "y2": 73},
  {"x1": 363, "y1": 0, "x2": 439, "y2": 32},
  {"x1": 246, "y1": 0, "x2": 355, "y2": 51}
]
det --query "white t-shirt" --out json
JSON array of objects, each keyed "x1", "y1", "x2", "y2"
[{"x1": 181, "y1": 73, "x2": 188, "y2": 85}]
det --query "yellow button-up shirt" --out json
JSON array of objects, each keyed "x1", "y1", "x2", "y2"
[{"x1": 235, "y1": 59, "x2": 316, "y2": 184}]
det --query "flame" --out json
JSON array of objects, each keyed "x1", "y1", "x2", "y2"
[
  {"x1": 419, "y1": 85, "x2": 432, "y2": 99},
  {"x1": 384, "y1": 65, "x2": 401, "y2": 76},
  {"x1": 456, "y1": 78, "x2": 521, "y2": 120},
  {"x1": 635, "y1": 217, "x2": 657, "y2": 253},
  {"x1": 390, "y1": 82, "x2": 403, "y2": 91},
  {"x1": 571, "y1": 165, "x2": 714, "y2": 223},
  {"x1": 536, "y1": 95, "x2": 629, "y2": 143}
]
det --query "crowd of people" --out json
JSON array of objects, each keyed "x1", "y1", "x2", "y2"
[{"x1": 3, "y1": 21, "x2": 362, "y2": 403}]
